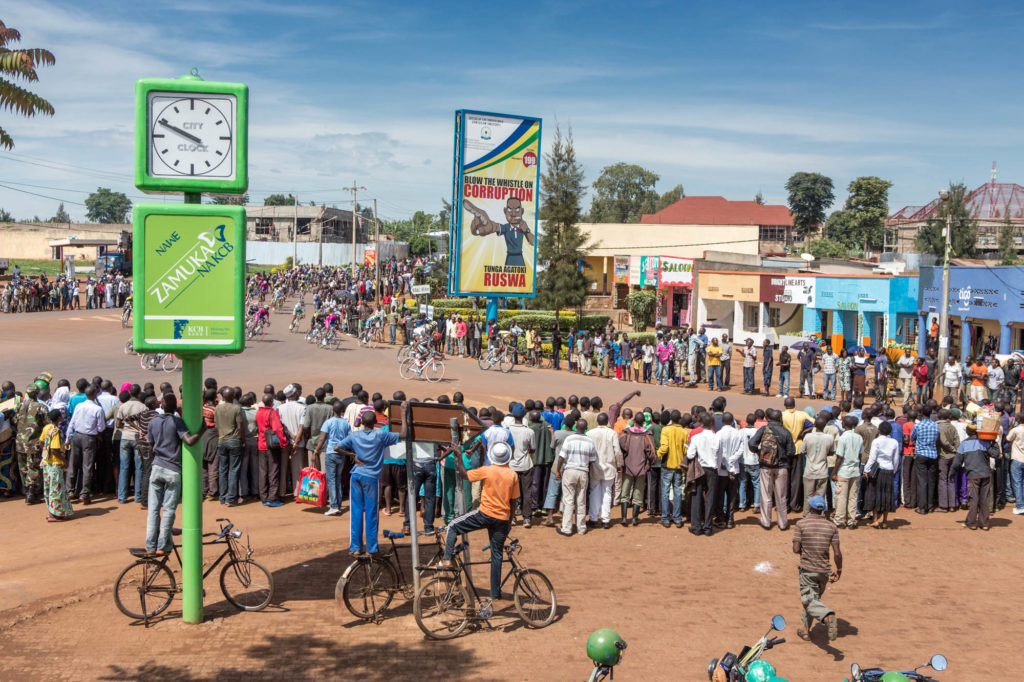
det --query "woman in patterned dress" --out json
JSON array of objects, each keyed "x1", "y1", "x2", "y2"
[
  {"x1": 40, "y1": 409, "x2": 73, "y2": 521},
  {"x1": 837, "y1": 347, "x2": 853, "y2": 402}
]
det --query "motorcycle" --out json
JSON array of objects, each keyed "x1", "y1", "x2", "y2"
[
  {"x1": 707, "y1": 615, "x2": 787, "y2": 682},
  {"x1": 847, "y1": 654, "x2": 948, "y2": 681}
]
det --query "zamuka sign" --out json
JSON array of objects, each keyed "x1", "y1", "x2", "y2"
[{"x1": 132, "y1": 204, "x2": 246, "y2": 353}]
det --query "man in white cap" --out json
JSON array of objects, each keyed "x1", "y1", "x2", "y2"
[
  {"x1": 278, "y1": 384, "x2": 306, "y2": 500},
  {"x1": 442, "y1": 440, "x2": 519, "y2": 600},
  {"x1": 793, "y1": 494, "x2": 841, "y2": 642}
]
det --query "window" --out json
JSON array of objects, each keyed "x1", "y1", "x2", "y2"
[
  {"x1": 759, "y1": 225, "x2": 787, "y2": 242},
  {"x1": 743, "y1": 303, "x2": 759, "y2": 331},
  {"x1": 768, "y1": 306, "x2": 780, "y2": 328}
]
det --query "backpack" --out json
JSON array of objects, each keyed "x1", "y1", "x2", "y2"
[{"x1": 758, "y1": 426, "x2": 780, "y2": 467}]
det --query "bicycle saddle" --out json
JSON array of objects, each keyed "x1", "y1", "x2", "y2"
[{"x1": 383, "y1": 530, "x2": 405, "y2": 539}]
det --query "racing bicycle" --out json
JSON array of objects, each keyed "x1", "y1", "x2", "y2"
[
  {"x1": 478, "y1": 345, "x2": 514, "y2": 373},
  {"x1": 113, "y1": 518, "x2": 274, "y2": 626},
  {"x1": 140, "y1": 352, "x2": 180, "y2": 372},
  {"x1": 400, "y1": 352, "x2": 445, "y2": 382},
  {"x1": 413, "y1": 537, "x2": 556, "y2": 639}
]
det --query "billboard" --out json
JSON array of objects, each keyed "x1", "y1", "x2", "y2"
[
  {"x1": 783, "y1": 276, "x2": 815, "y2": 306},
  {"x1": 639, "y1": 256, "x2": 660, "y2": 288},
  {"x1": 132, "y1": 204, "x2": 246, "y2": 354},
  {"x1": 364, "y1": 248, "x2": 376, "y2": 267},
  {"x1": 659, "y1": 256, "x2": 694, "y2": 287},
  {"x1": 613, "y1": 255, "x2": 630, "y2": 284},
  {"x1": 450, "y1": 110, "x2": 541, "y2": 297}
]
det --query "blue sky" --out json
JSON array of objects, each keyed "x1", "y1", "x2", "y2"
[{"x1": 3, "y1": 0, "x2": 1024, "y2": 224}]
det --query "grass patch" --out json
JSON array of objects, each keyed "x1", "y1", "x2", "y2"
[{"x1": 6, "y1": 259, "x2": 95, "y2": 277}]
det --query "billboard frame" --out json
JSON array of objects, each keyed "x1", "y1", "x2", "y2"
[{"x1": 449, "y1": 108, "x2": 541, "y2": 299}]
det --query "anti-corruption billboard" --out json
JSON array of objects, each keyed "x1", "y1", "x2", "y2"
[{"x1": 450, "y1": 110, "x2": 541, "y2": 297}]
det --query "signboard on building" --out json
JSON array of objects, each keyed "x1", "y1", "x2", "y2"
[
  {"x1": 783, "y1": 276, "x2": 815, "y2": 306},
  {"x1": 364, "y1": 248, "x2": 376, "y2": 267},
  {"x1": 450, "y1": 109, "x2": 541, "y2": 297},
  {"x1": 132, "y1": 204, "x2": 246, "y2": 353},
  {"x1": 613, "y1": 255, "x2": 630, "y2": 284},
  {"x1": 659, "y1": 256, "x2": 694, "y2": 287},
  {"x1": 760, "y1": 275, "x2": 786, "y2": 303},
  {"x1": 411, "y1": 284, "x2": 431, "y2": 296},
  {"x1": 639, "y1": 256, "x2": 660, "y2": 288}
]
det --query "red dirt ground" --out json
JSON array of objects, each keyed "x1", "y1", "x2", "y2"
[{"x1": 0, "y1": 307, "x2": 1019, "y2": 681}]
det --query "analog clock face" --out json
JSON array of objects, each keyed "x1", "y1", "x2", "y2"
[{"x1": 148, "y1": 93, "x2": 235, "y2": 179}]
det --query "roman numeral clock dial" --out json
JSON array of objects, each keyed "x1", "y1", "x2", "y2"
[{"x1": 148, "y1": 94, "x2": 235, "y2": 178}]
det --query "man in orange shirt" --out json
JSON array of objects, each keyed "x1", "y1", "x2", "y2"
[
  {"x1": 442, "y1": 440, "x2": 519, "y2": 599},
  {"x1": 969, "y1": 357, "x2": 988, "y2": 404}
]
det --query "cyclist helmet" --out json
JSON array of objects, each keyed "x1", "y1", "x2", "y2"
[
  {"x1": 745, "y1": 660, "x2": 776, "y2": 682},
  {"x1": 587, "y1": 629, "x2": 627, "y2": 666},
  {"x1": 878, "y1": 674, "x2": 911, "y2": 682}
]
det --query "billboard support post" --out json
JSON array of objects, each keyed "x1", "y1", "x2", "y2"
[{"x1": 486, "y1": 297, "x2": 498, "y2": 337}]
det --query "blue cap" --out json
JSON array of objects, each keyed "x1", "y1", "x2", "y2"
[
  {"x1": 808, "y1": 495, "x2": 827, "y2": 511},
  {"x1": 511, "y1": 403, "x2": 526, "y2": 419}
]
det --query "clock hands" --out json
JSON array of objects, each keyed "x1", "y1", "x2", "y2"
[{"x1": 158, "y1": 118, "x2": 202, "y2": 145}]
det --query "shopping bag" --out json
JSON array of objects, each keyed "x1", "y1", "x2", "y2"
[{"x1": 296, "y1": 467, "x2": 327, "y2": 506}]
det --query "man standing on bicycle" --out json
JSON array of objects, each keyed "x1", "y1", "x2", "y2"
[
  {"x1": 145, "y1": 393, "x2": 203, "y2": 554},
  {"x1": 442, "y1": 440, "x2": 519, "y2": 600}
]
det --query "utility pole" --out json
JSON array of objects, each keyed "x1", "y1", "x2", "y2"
[
  {"x1": 347, "y1": 180, "x2": 366, "y2": 278},
  {"x1": 936, "y1": 188, "x2": 952, "y2": 369},
  {"x1": 374, "y1": 198, "x2": 380, "y2": 308},
  {"x1": 292, "y1": 192, "x2": 298, "y2": 269}
]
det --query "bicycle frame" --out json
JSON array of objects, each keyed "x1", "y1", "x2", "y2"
[{"x1": 446, "y1": 542, "x2": 525, "y2": 614}]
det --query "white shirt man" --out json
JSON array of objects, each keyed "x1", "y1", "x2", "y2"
[
  {"x1": 555, "y1": 427, "x2": 596, "y2": 535},
  {"x1": 586, "y1": 417, "x2": 623, "y2": 527}
]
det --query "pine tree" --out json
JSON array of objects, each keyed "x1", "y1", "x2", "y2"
[
  {"x1": 914, "y1": 182, "x2": 978, "y2": 259},
  {"x1": 537, "y1": 125, "x2": 589, "y2": 316},
  {"x1": 51, "y1": 202, "x2": 71, "y2": 223},
  {"x1": 997, "y1": 209, "x2": 1018, "y2": 265}
]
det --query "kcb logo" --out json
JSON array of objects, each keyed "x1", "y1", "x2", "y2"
[{"x1": 523, "y1": 151, "x2": 537, "y2": 168}]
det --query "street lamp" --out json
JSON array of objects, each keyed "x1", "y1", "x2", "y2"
[{"x1": 936, "y1": 188, "x2": 952, "y2": 369}]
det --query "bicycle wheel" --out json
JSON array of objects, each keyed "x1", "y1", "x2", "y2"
[
  {"x1": 425, "y1": 359, "x2": 445, "y2": 383},
  {"x1": 414, "y1": 576, "x2": 472, "y2": 640},
  {"x1": 140, "y1": 353, "x2": 158, "y2": 371},
  {"x1": 513, "y1": 568, "x2": 556, "y2": 628},
  {"x1": 220, "y1": 558, "x2": 274, "y2": 611},
  {"x1": 397, "y1": 345, "x2": 411, "y2": 362},
  {"x1": 477, "y1": 354, "x2": 494, "y2": 371},
  {"x1": 113, "y1": 559, "x2": 176, "y2": 620},
  {"x1": 124, "y1": 339, "x2": 134, "y2": 355},
  {"x1": 337, "y1": 557, "x2": 398, "y2": 620},
  {"x1": 399, "y1": 358, "x2": 420, "y2": 380},
  {"x1": 499, "y1": 353, "x2": 514, "y2": 373},
  {"x1": 162, "y1": 354, "x2": 180, "y2": 373},
  {"x1": 122, "y1": 310, "x2": 131, "y2": 328}
]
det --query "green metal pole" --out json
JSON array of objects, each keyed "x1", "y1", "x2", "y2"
[{"x1": 181, "y1": 190, "x2": 204, "y2": 624}]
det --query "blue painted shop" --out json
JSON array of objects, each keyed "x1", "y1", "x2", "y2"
[
  {"x1": 918, "y1": 265, "x2": 1024, "y2": 359},
  {"x1": 801, "y1": 275, "x2": 920, "y2": 349}
]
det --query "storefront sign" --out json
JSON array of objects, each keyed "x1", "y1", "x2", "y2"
[
  {"x1": 613, "y1": 255, "x2": 630, "y2": 284},
  {"x1": 760, "y1": 275, "x2": 786, "y2": 303},
  {"x1": 659, "y1": 256, "x2": 694, "y2": 287},
  {"x1": 783, "y1": 276, "x2": 815, "y2": 306},
  {"x1": 639, "y1": 256, "x2": 660, "y2": 288}
]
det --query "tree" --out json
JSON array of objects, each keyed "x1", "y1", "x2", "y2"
[
  {"x1": 439, "y1": 197, "x2": 451, "y2": 232},
  {"x1": 263, "y1": 193, "x2": 295, "y2": 206},
  {"x1": 408, "y1": 234, "x2": 432, "y2": 256},
  {"x1": 838, "y1": 176, "x2": 892, "y2": 252},
  {"x1": 806, "y1": 238, "x2": 852, "y2": 259},
  {"x1": 754, "y1": 191, "x2": 765, "y2": 205},
  {"x1": 588, "y1": 162, "x2": 660, "y2": 223},
  {"x1": 785, "y1": 172, "x2": 834, "y2": 241},
  {"x1": 0, "y1": 21, "x2": 55, "y2": 150},
  {"x1": 653, "y1": 184, "x2": 685, "y2": 213},
  {"x1": 50, "y1": 202, "x2": 71, "y2": 223},
  {"x1": 626, "y1": 290, "x2": 657, "y2": 331},
  {"x1": 84, "y1": 188, "x2": 131, "y2": 223},
  {"x1": 914, "y1": 182, "x2": 978, "y2": 259},
  {"x1": 537, "y1": 125, "x2": 589, "y2": 315},
  {"x1": 210, "y1": 193, "x2": 249, "y2": 205},
  {"x1": 997, "y1": 210, "x2": 1018, "y2": 265},
  {"x1": 0, "y1": 208, "x2": 12, "y2": 222}
]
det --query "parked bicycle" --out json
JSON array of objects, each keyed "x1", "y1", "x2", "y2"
[
  {"x1": 336, "y1": 528, "x2": 444, "y2": 622},
  {"x1": 413, "y1": 537, "x2": 556, "y2": 639},
  {"x1": 400, "y1": 351, "x2": 445, "y2": 382},
  {"x1": 113, "y1": 518, "x2": 274, "y2": 625},
  {"x1": 140, "y1": 352, "x2": 180, "y2": 372}
]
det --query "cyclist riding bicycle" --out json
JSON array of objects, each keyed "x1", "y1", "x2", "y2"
[
  {"x1": 410, "y1": 322, "x2": 435, "y2": 369},
  {"x1": 290, "y1": 301, "x2": 305, "y2": 328},
  {"x1": 253, "y1": 306, "x2": 270, "y2": 327}
]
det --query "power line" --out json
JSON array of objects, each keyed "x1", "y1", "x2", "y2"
[{"x1": 0, "y1": 182, "x2": 85, "y2": 206}]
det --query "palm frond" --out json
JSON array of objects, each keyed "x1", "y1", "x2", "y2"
[
  {"x1": 0, "y1": 124, "x2": 14, "y2": 150},
  {"x1": 0, "y1": 51, "x2": 40, "y2": 81},
  {"x1": 0, "y1": 21, "x2": 22, "y2": 48}
]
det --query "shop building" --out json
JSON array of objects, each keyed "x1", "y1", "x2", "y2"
[
  {"x1": 917, "y1": 265, "x2": 1024, "y2": 359},
  {"x1": 696, "y1": 270, "x2": 806, "y2": 346}
]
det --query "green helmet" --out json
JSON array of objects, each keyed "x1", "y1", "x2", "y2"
[
  {"x1": 745, "y1": 660, "x2": 777, "y2": 682},
  {"x1": 587, "y1": 629, "x2": 626, "y2": 666},
  {"x1": 879, "y1": 674, "x2": 911, "y2": 682}
]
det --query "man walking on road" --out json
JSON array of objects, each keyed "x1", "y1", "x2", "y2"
[{"x1": 793, "y1": 495, "x2": 841, "y2": 642}]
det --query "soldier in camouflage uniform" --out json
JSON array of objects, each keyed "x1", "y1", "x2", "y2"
[{"x1": 15, "y1": 384, "x2": 47, "y2": 503}]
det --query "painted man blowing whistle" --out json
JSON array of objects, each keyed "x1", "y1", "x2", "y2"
[{"x1": 465, "y1": 197, "x2": 534, "y2": 267}]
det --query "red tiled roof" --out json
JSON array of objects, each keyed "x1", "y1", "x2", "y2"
[{"x1": 640, "y1": 196, "x2": 793, "y2": 226}]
